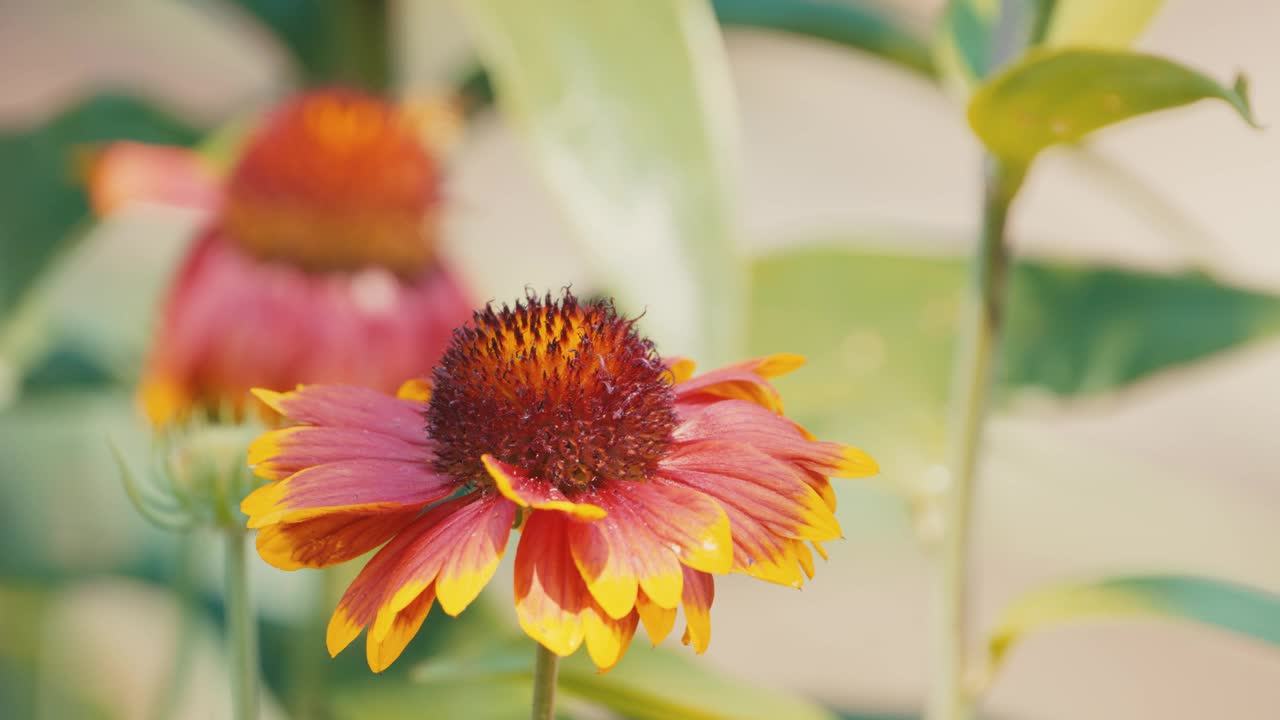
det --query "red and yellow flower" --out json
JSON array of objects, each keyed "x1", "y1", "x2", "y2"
[
  {"x1": 92, "y1": 88, "x2": 472, "y2": 426},
  {"x1": 243, "y1": 291, "x2": 878, "y2": 672}
]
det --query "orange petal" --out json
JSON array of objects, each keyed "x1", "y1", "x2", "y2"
[
  {"x1": 255, "y1": 508, "x2": 420, "y2": 570},
  {"x1": 483, "y1": 455, "x2": 606, "y2": 520},
  {"x1": 664, "y1": 356, "x2": 697, "y2": 384},
  {"x1": 366, "y1": 584, "x2": 436, "y2": 673},
  {"x1": 680, "y1": 567, "x2": 715, "y2": 654},
  {"x1": 635, "y1": 590, "x2": 677, "y2": 646},
  {"x1": 514, "y1": 512, "x2": 589, "y2": 657},
  {"x1": 567, "y1": 514, "x2": 640, "y2": 620},
  {"x1": 674, "y1": 354, "x2": 805, "y2": 413},
  {"x1": 240, "y1": 458, "x2": 451, "y2": 527},
  {"x1": 434, "y1": 496, "x2": 517, "y2": 616},
  {"x1": 584, "y1": 605, "x2": 639, "y2": 672},
  {"x1": 395, "y1": 377, "x2": 432, "y2": 402},
  {"x1": 88, "y1": 141, "x2": 221, "y2": 216}
]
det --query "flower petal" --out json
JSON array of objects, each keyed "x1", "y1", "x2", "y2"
[
  {"x1": 88, "y1": 141, "x2": 222, "y2": 216},
  {"x1": 326, "y1": 492, "x2": 507, "y2": 662},
  {"x1": 566, "y1": 512, "x2": 640, "y2": 620},
  {"x1": 396, "y1": 377, "x2": 433, "y2": 402},
  {"x1": 663, "y1": 356, "x2": 697, "y2": 384},
  {"x1": 252, "y1": 385, "x2": 428, "y2": 446},
  {"x1": 680, "y1": 567, "x2": 715, "y2": 654},
  {"x1": 674, "y1": 398, "x2": 877, "y2": 480},
  {"x1": 255, "y1": 507, "x2": 421, "y2": 570},
  {"x1": 241, "y1": 459, "x2": 452, "y2": 527},
  {"x1": 366, "y1": 584, "x2": 436, "y2": 673},
  {"x1": 434, "y1": 495, "x2": 518, "y2": 616},
  {"x1": 584, "y1": 605, "x2": 639, "y2": 672},
  {"x1": 674, "y1": 354, "x2": 805, "y2": 414},
  {"x1": 635, "y1": 589, "x2": 677, "y2": 646},
  {"x1": 482, "y1": 455, "x2": 607, "y2": 520},
  {"x1": 513, "y1": 511, "x2": 589, "y2": 657},
  {"x1": 248, "y1": 425, "x2": 426, "y2": 481}
]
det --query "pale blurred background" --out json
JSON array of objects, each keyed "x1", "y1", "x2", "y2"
[{"x1": 2, "y1": 1, "x2": 1278, "y2": 718}]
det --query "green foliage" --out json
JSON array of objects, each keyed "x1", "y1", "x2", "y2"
[
  {"x1": 411, "y1": 643, "x2": 838, "y2": 720},
  {"x1": 0, "y1": 94, "x2": 199, "y2": 315},
  {"x1": 712, "y1": 0, "x2": 935, "y2": 76},
  {"x1": 987, "y1": 575, "x2": 1280, "y2": 677},
  {"x1": 225, "y1": 0, "x2": 390, "y2": 89},
  {"x1": 934, "y1": 0, "x2": 1051, "y2": 89},
  {"x1": 749, "y1": 246, "x2": 1280, "y2": 426},
  {"x1": 456, "y1": 0, "x2": 744, "y2": 365},
  {"x1": 969, "y1": 49, "x2": 1255, "y2": 167},
  {"x1": 1041, "y1": 0, "x2": 1164, "y2": 48}
]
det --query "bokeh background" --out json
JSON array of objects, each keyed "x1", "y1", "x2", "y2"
[{"x1": 2, "y1": 1, "x2": 1279, "y2": 718}]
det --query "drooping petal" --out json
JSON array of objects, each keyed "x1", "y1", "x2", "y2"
[
  {"x1": 680, "y1": 567, "x2": 715, "y2": 654},
  {"x1": 366, "y1": 584, "x2": 436, "y2": 673},
  {"x1": 248, "y1": 425, "x2": 427, "y2": 481},
  {"x1": 255, "y1": 507, "x2": 421, "y2": 570},
  {"x1": 326, "y1": 492, "x2": 510, "y2": 662},
  {"x1": 252, "y1": 385, "x2": 428, "y2": 446},
  {"x1": 88, "y1": 141, "x2": 222, "y2": 216},
  {"x1": 482, "y1": 455, "x2": 606, "y2": 520},
  {"x1": 673, "y1": 354, "x2": 805, "y2": 414},
  {"x1": 568, "y1": 482, "x2": 731, "y2": 619},
  {"x1": 513, "y1": 511, "x2": 590, "y2": 657},
  {"x1": 241, "y1": 459, "x2": 452, "y2": 527},
  {"x1": 583, "y1": 605, "x2": 639, "y2": 672},
  {"x1": 658, "y1": 441, "x2": 841, "y2": 587},
  {"x1": 635, "y1": 589, "x2": 678, "y2": 646}
]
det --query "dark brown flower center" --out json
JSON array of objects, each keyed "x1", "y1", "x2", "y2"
[
  {"x1": 221, "y1": 89, "x2": 439, "y2": 276},
  {"x1": 426, "y1": 291, "x2": 678, "y2": 493}
]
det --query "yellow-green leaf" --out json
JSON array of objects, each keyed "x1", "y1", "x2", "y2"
[
  {"x1": 969, "y1": 48, "x2": 1255, "y2": 166},
  {"x1": 454, "y1": 0, "x2": 744, "y2": 364},
  {"x1": 1043, "y1": 0, "x2": 1164, "y2": 48},
  {"x1": 987, "y1": 575, "x2": 1280, "y2": 680}
]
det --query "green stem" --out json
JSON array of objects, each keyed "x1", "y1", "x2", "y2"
[
  {"x1": 149, "y1": 533, "x2": 199, "y2": 720},
  {"x1": 530, "y1": 643, "x2": 561, "y2": 720},
  {"x1": 927, "y1": 157, "x2": 1021, "y2": 720},
  {"x1": 225, "y1": 529, "x2": 259, "y2": 720}
]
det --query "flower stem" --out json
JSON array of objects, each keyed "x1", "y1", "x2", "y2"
[
  {"x1": 224, "y1": 528, "x2": 259, "y2": 720},
  {"x1": 927, "y1": 157, "x2": 1021, "y2": 720},
  {"x1": 530, "y1": 642, "x2": 561, "y2": 720}
]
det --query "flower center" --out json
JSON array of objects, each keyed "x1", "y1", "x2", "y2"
[
  {"x1": 426, "y1": 292, "x2": 678, "y2": 493},
  {"x1": 221, "y1": 89, "x2": 439, "y2": 276}
]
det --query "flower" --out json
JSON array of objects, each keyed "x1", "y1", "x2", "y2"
[
  {"x1": 242, "y1": 291, "x2": 878, "y2": 672},
  {"x1": 93, "y1": 89, "x2": 472, "y2": 427}
]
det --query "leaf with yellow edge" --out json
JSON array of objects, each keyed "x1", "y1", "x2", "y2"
[
  {"x1": 986, "y1": 575, "x2": 1280, "y2": 681},
  {"x1": 1042, "y1": 0, "x2": 1164, "y2": 48},
  {"x1": 969, "y1": 48, "x2": 1256, "y2": 167}
]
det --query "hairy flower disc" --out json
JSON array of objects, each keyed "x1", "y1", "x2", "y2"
[
  {"x1": 427, "y1": 292, "x2": 678, "y2": 492},
  {"x1": 222, "y1": 89, "x2": 440, "y2": 276}
]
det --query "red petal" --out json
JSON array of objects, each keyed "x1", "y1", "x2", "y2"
[{"x1": 255, "y1": 507, "x2": 420, "y2": 570}]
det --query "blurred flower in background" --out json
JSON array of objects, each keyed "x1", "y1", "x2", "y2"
[{"x1": 93, "y1": 88, "x2": 473, "y2": 427}]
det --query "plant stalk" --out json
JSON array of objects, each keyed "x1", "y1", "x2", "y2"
[
  {"x1": 927, "y1": 156, "x2": 1020, "y2": 720},
  {"x1": 225, "y1": 528, "x2": 259, "y2": 720},
  {"x1": 530, "y1": 642, "x2": 561, "y2": 720}
]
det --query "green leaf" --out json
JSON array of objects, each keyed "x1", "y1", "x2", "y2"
[
  {"x1": 986, "y1": 575, "x2": 1280, "y2": 679},
  {"x1": 1042, "y1": 0, "x2": 1163, "y2": 48},
  {"x1": 968, "y1": 48, "x2": 1256, "y2": 166},
  {"x1": 413, "y1": 644, "x2": 837, "y2": 720},
  {"x1": 934, "y1": 0, "x2": 1047, "y2": 90},
  {"x1": 748, "y1": 246, "x2": 1280, "y2": 424},
  {"x1": 0, "y1": 94, "x2": 200, "y2": 314},
  {"x1": 224, "y1": 0, "x2": 391, "y2": 89},
  {"x1": 711, "y1": 0, "x2": 936, "y2": 76},
  {"x1": 454, "y1": 0, "x2": 745, "y2": 364}
]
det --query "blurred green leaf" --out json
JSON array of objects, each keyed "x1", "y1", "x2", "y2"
[
  {"x1": 1042, "y1": 0, "x2": 1163, "y2": 48},
  {"x1": 712, "y1": 0, "x2": 935, "y2": 76},
  {"x1": 986, "y1": 575, "x2": 1280, "y2": 680},
  {"x1": 749, "y1": 246, "x2": 1280, "y2": 428},
  {"x1": 455, "y1": 0, "x2": 744, "y2": 364},
  {"x1": 413, "y1": 643, "x2": 837, "y2": 720},
  {"x1": 969, "y1": 48, "x2": 1255, "y2": 167},
  {"x1": 0, "y1": 94, "x2": 199, "y2": 315},
  {"x1": 934, "y1": 0, "x2": 1047, "y2": 91},
  {"x1": 225, "y1": 0, "x2": 391, "y2": 89}
]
